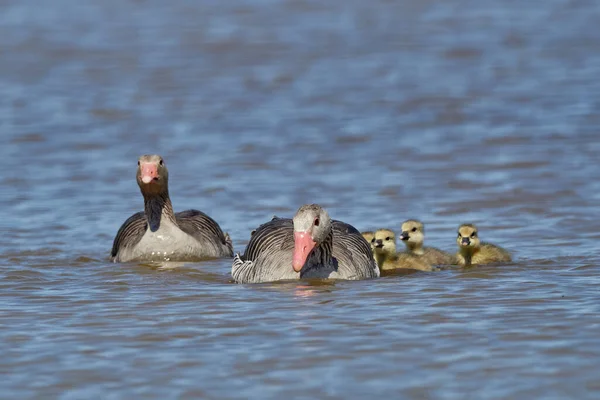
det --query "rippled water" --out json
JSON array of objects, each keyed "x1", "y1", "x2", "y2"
[{"x1": 1, "y1": 0, "x2": 600, "y2": 398}]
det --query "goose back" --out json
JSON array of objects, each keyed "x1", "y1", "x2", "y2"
[
  {"x1": 110, "y1": 209, "x2": 233, "y2": 262},
  {"x1": 176, "y1": 209, "x2": 233, "y2": 257},
  {"x1": 456, "y1": 242, "x2": 511, "y2": 265},
  {"x1": 420, "y1": 247, "x2": 457, "y2": 265}
]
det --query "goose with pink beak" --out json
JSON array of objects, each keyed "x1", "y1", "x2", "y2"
[
  {"x1": 110, "y1": 154, "x2": 233, "y2": 262},
  {"x1": 292, "y1": 205, "x2": 331, "y2": 273},
  {"x1": 232, "y1": 204, "x2": 380, "y2": 283}
]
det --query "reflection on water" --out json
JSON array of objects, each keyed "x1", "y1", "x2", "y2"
[{"x1": 2, "y1": 0, "x2": 600, "y2": 398}]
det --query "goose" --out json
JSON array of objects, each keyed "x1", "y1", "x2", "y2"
[
  {"x1": 231, "y1": 204, "x2": 379, "y2": 283},
  {"x1": 361, "y1": 231, "x2": 375, "y2": 253},
  {"x1": 455, "y1": 224, "x2": 511, "y2": 266},
  {"x1": 372, "y1": 229, "x2": 432, "y2": 272},
  {"x1": 110, "y1": 154, "x2": 233, "y2": 262},
  {"x1": 399, "y1": 220, "x2": 456, "y2": 265}
]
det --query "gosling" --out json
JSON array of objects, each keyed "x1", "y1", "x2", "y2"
[
  {"x1": 361, "y1": 231, "x2": 375, "y2": 253},
  {"x1": 399, "y1": 220, "x2": 456, "y2": 265},
  {"x1": 456, "y1": 224, "x2": 511, "y2": 266},
  {"x1": 373, "y1": 229, "x2": 432, "y2": 272}
]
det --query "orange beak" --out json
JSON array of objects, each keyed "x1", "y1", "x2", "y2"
[
  {"x1": 140, "y1": 162, "x2": 159, "y2": 184},
  {"x1": 293, "y1": 231, "x2": 316, "y2": 272}
]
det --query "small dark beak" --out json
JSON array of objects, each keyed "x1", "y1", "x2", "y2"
[
  {"x1": 375, "y1": 239, "x2": 383, "y2": 248},
  {"x1": 461, "y1": 237, "x2": 470, "y2": 246},
  {"x1": 399, "y1": 231, "x2": 409, "y2": 241}
]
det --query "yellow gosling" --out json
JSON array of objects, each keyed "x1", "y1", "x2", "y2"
[
  {"x1": 373, "y1": 229, "x2": 432, "y2": 272},
  {"x1": 361, "y1": 231, "x2": 375, "y2": 254},
  {"x1": 456, "y1": 224, "x2": 512, "y2": 266},
  {"x1": 399, "y1": 219, "x2": 456, "y2": 265}
]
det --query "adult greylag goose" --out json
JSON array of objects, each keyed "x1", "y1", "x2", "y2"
[
  {"x1": 110, "y1": 155, "x2": 233, "y2": 262},
  {"x1": 372, "y1": 229, "x2": 432, "y2": 272},
  {"x1": 455, "y1": 223, "x2": 511, "y2": 266},
  {"x1": 399, "y1": 220, "x2": 456, "y2": 265},
  {"x1": 231, "y1": 204, "x2": 379, "y2": 283}
]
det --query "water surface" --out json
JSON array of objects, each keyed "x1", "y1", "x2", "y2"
[{"x1": 1, "y1": 0, "x2": 600, "y2": 398}]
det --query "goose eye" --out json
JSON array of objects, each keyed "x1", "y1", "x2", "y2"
[
  {"x1": 314, "y1": 218, "x2": 320, "y2": 227},
  {"x1": 159, "y1": 159, "x2": 164, "y2": 166},
  {"x1": 411, "y1": 227, "x2": 417, "y2": 232}
]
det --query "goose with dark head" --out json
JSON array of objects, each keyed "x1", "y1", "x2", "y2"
[{"x1": 110, "y1": 154, "x2": 233, "y2": 262}]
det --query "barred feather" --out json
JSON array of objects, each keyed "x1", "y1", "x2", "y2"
[
  {"x1": 232, "y1": 218, "x2": 378, "y2": 283},
  {"x1": 110, "y1": 211, "x2": 146, "y2": 259},
  {"x1": 176, "y1": 209, "x2": 234, "y2": 256},
  {"x1": 110, "y1": 209, "x2": 233, "y2": 262}
]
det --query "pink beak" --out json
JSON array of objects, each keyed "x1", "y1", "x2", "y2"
[
  {"x1": 293, "y1": 231, "x2": 317, "y2": 272},
  {"x1": 140, "y1": 162, "x2": 159, "y2": 184}
]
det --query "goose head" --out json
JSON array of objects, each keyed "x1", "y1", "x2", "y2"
[
  {"x1": 457, "y1": 224, "x2": 480, "y2": 251},
  {"x1": 399, "y1": 219, "x2": 425, "y2": 252},
  {"x1": 137, "y1": 154, "x2": 169, "y2": 196},
  {"x1": 292, "y1": 204, "x2": 332, "y2": 272},
  {"x1": 373, "y1": 229, "x2": 397, "y2": 259},
  {"x1": 361, "y1": 231, "x2": 375, "y2": 252}
]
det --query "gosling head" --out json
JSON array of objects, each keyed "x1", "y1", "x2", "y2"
[
  {"x1": 457, "y1": 224, "x2": 480, "y2": 252},
  {"x1": 136, "y1": 154, "x2": 169, "y2": 196},
  {"x1": 292, "y1": 204, "x2": 332, "y2": 272},
  {"x1": 373, "y1": 229, "x2": 397, "y2": 259},
  {"x1": 399, "y1": 219, "x2": 425, "y2": 252},
  {"x1": 361, "y1": 231, "x2": 375, "y2": 251}
]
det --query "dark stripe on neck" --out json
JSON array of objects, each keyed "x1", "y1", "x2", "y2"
[{"x1": 143, "y1": 191, "x2": 175, "y2": 232}]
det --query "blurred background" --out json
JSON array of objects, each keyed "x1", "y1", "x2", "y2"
[{"x1": 1, "y1": 0, "x2": 599, "y2": 398}]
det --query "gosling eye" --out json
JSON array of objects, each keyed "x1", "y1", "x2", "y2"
[
  {"x1": 457, "y1": 233, "x2": 461, "y2": 238},
  {"x1": 471, "y1": 232, "x2": 477, "y2": 238},
  {"x1": 137, "y1": 161, "x2": 140, "y2": 166},
  {"x1": 385, "y1": 237, "x2": 390, "y2": 241},
  {"x1": 411, "y1": 227, "x2": 417, "y2": 232},
  {"x1": 371, "y1": 238, "x2": 375, "y2": 243},
  {"x1": 159, "y1": 159, "x2": 164, "y2": 166},
  {"x1": 314, "y1": 218, "x2": 320, "y2": 227}
]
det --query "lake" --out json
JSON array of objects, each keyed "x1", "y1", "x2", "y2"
[{"x1": 1, "y1": 0, "x2": 599, "y2": 398}]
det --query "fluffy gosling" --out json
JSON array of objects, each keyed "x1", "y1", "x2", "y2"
[
  {"x1": 456, "y1": 224, "x2": 511, "y2": 266},
  {"x1": 373, "y1": 229, "x2": 432, "y2": 272},
  {"x1": 399, "y1": 219, "x2": 456, "y2": 265}
]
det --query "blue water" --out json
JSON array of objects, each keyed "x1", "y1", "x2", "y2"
[{"x1": 1, "y1": 0, "x2": 599, "y2": 398}]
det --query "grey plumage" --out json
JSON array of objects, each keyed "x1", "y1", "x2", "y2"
[
  {"x1": 110, "y1": 211, "x2": 146, "y2": 259},
  {"x1": 111, "y1": 209, "x2": 233, "y2": 262},
  {"x1": 110, "y1": 154, "x2": 233, "y2": 262},
  {"x1": 232, "y1": 207, "x2": 379, "y2": 283},
  {"x1": 177, "y1": 209, "x2": 233, "y2": 254}
]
